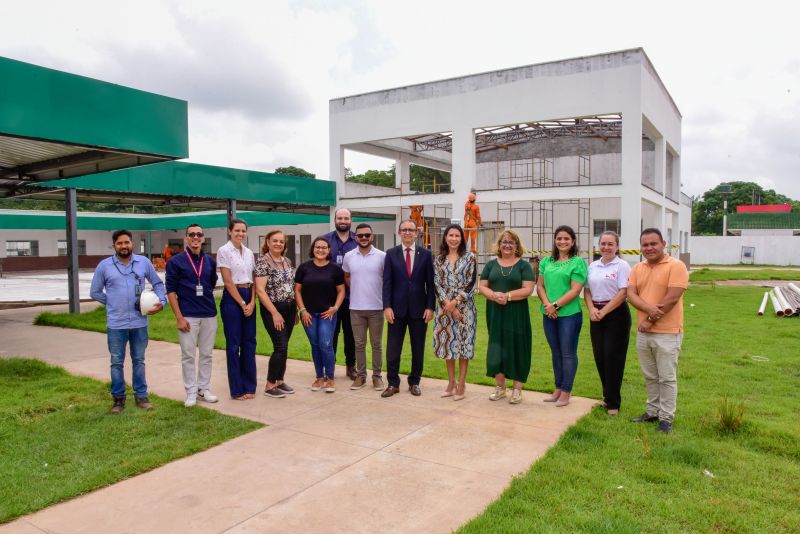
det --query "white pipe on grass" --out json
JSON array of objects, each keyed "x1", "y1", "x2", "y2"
[
  {"x1": 769, "y1": 290, "x2": 784, "y2": 317},
  {"x1": 774, "y1": 287, "x2": 794, "y2": 315},
  {"x1": 787, "y1": 283, "x2": 800, "y2": 298},
  {"x1": 758, "y1": 291, "x2": 769, "y2": 316}
]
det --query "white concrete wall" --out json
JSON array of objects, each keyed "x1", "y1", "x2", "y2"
[
  {"x1": 0, "y1": 229, "x2": 114, "y2": 258},
  {"x1": 690, "y1": 236, "x2": 800, "y2": 265}
]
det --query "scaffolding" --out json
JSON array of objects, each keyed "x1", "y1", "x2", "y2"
[{"x1": 400, "y1": 204, "x2": 453, "y2": 250}]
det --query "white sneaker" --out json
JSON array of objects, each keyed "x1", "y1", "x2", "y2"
[
  {"x1": 184, "y1": 394, "x2": 197, "y2": 407},
  {"x1": 198, "y1": 390, "x2": 218, "y2": 403}
]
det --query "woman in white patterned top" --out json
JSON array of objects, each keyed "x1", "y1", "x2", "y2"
[{"x1": 255, "y1": 230, "x2": 297, "y2": 399}]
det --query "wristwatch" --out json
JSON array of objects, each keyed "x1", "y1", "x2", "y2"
[{"x1": 553, "y1": 302, "x2": 561, "y2": 311}]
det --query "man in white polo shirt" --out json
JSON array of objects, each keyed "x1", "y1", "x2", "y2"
[{"x1": 342, "y1": 223, "x2": 386, "y2": 390}]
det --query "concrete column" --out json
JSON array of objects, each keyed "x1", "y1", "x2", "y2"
[
  {"x1": 654, "y1": 136, "x2": 667, "y2": 230},
  {"x1": 396, "y1": 153, "x2": 410, "y2": 191},
  {"x1": 227, "y1": 199, "x2": 237, "y2": 228},
  {"x1": 65, "y1": 188, "x2": 80, "y2": 314},
  {"x1": 450, "y1": 126, "x2": 476, "y2": 225},
  {"x1": 330, "y1": 144, "x2": 345, "y2": 199},
  {"x1": 620, "y1": 114, "x2": 643, "y2": 256}
]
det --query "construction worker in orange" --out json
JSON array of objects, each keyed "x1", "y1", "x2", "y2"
[
  {"x1": 463, "y1": 193, "x2": 482, "y2": 253},
  {"x1": 410, "y1": 205, "x2": 430, "y2": 248}
]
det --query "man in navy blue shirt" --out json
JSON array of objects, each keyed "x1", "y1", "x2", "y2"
[
  {"x1": 90, "y1": 229, "x2": 166, "y2": 414},
  {"x1": 166, "y1": 224, "x2": 220, "y2": 407},
  {"x1": 324, "y1": 208, "x2": 358, "y2": 380}
]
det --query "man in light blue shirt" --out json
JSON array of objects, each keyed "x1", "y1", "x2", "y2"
[{"x1": 90, "y1": 229, "x2": 166, "y2": 414}]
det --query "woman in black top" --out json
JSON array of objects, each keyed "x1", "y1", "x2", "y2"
[{"x1": 295, "y1": 236, "x2": 345, "y2": 393}]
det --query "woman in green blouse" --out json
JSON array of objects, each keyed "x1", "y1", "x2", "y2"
[
  {"x1": 536, "y1": 225, "x2": 587, "y2": 407},
  {"x1": 478, "y1": 230, "x2": 536, "y2": 405}
]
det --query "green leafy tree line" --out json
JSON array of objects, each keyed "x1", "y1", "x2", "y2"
[
  {"x1": 691, "y1": 181, "x2": 800, "y2": 235},
  {"x1": 345, "y1": 164, "x2": 451, "y2": 192}
]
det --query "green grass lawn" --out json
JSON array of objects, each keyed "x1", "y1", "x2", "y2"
[
  {"x1": 690, "y1": 268, "x2": 800, "y2": 282},
  {"x1": 0, "y1": 358, "x2": 262, "y2": 524},
  {"x1": 34, "y1": 284, "x2": 800, "y2": 532}
]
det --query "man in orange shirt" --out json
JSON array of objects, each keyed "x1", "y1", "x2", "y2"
[
  {"x1": 626, "y1": 228, "x2": 688, "y2": 434},
  {"x1": 463, "y1": 193, "x2": 481, "y2": 253}
]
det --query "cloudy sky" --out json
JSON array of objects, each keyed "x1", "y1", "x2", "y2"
[{"x1": 3, "y1": 0, "x2": 798, "y2": 199}]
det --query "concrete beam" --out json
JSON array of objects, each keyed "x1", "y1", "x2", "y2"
[{"x1": 345, "y1": 143, "x2": 452, "y2": 172}]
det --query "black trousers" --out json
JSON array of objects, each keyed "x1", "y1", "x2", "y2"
[
  {"x1": 333, "y1": 298, "x2": 356, "y2": 367},
  {"x1": 385, "y1": 315, "x2": 427, "y2": 387},
  {"x1": 260, "y1": 300, "x2": 296, "y2": 383},
  {"x1": 589, "y1": 303, "x2": 631, "y2": 410}
]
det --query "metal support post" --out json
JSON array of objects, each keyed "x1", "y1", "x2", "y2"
[
  {"x1": 227, "y1": 198, "x2": 237, "y2": 228},
  {"x1": 65, "y1": 188, "x2": 80, "y2": 314}
]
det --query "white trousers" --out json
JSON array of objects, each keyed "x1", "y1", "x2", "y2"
[{"x1": 178, "y1": 316, "x2": 218, "y2": 395}]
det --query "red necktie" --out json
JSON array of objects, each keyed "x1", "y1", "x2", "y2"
[{"x1": 405, "y1": 248, "x2": 412, "y2": 277}]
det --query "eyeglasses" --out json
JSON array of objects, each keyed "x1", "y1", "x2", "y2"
[
  {"x1": 313, "y1": 246, "x2": 329, "y2": 250},
  {"x1": 399, "y1": 228, "x2": 416, "y2": 233},
  {"x1": 500, "y1": 241, "x2": 516, "y2": 246},
  {"x1": 355, "y1": 233, "x2": 372, "y2": 239},
  {"x1": 187, "y1": 232, "x2": 204, "y2": 238}
]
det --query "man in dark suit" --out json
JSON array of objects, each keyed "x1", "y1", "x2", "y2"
[{"x1": 382, "y1": 219, "x2": 435, "y2": 397}]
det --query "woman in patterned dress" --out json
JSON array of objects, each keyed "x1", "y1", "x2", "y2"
[
  {"x1": 255, "y1": 230, "x2": 297, "y2": 399},
  {"x1": 433, "y1": 224, "x2": 477, "y2": 401}
]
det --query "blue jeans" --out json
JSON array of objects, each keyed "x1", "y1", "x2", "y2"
[
  {"x1": 107, "y1": 326, "x2": 149, "y2": 398},
  {"x1": 304, "y1": 312, "x2": 337, "y2": 379},
  {"x1": 543, "y1": 313, "x2": 582, "y2": 393}
]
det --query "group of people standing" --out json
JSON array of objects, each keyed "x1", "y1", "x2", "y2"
[{"x1": 91, "y1": 211, "x2": 687, "y2": 433}]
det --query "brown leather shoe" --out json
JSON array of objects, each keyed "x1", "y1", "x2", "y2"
[
  {"x1": 409, "y1": 384, "x2": 421, "y2": 396},
  {"x1": 381, "y1": 386, "x2": 400, "y2": 398},
  {"x1": 350, "y1": 376, "x2": 366, "y2": 390},
  {"x1": 110, "y1": 396, "x2": 125, "y2": 414},
  {"x1": 135, "y1": 396, "x2": 154, "y2": 410},
  {"x1": 346, "y1": 366, "x2": 357, "y2": 380}
]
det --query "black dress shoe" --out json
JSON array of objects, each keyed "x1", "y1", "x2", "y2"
[
  {"x1": 630, "y1": 412, "x2": 659, "y2": 423},
  {"x1": 381, "y1": 386, "x2": 400, "y2": 398},
  {"x1": 657, "y1": 420, "x2": 673, "y2": 433},
  {"x1": 409, "y1": 384, "x2": 421, "y2": 396}
]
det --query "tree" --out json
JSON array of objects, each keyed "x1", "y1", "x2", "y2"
[
  {"x1": 691, "y1": 181, "x2": 800, "y2": 235},
  {"x1": 344, "y1": 163, "x2": 452, "y2": 192},
  {"x1": 274, "y1": 166, "x2": 315, "y2": 178}
]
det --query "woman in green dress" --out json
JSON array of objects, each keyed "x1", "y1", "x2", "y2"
[{"x1": 478, "y1": 229, "x2": 536, "y2": 404}]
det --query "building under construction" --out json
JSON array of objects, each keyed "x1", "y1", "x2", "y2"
[{"x1": 329, "y1": 48, "x2": 692, "y2": 263}]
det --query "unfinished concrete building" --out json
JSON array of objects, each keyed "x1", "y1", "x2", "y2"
[{"x1": 330, "y1": 48, "x2": 692, "y2": 263}]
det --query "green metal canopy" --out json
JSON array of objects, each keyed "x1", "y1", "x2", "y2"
[
  {"x1": 0, "y1": 56, "x2": 188, "y2": 197},
  {"x1": 29, "y1": 161, "x2": 337, "y2": 211},
  {"x1": 0, "y1": 209, "x2": 377, "y2": 231}
]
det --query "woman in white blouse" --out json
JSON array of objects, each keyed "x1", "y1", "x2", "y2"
[
  {"x1": 583, "y1": 231, "x2": 631, "y2": 415},
  {"x1": 217, "y1": 218, "x2": 257, "y2": 400}
]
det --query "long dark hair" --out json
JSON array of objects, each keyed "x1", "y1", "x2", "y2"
[
  {"x1": 438, "y1": 224, "x2": 466, "y2": 261},
  {"x1": 551, "y1": 225, "x2": 578, "y2": 260}
]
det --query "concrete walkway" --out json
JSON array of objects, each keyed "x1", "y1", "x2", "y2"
[{"x1": 0, "y1": 305, "x2": 594, "y2": 534}]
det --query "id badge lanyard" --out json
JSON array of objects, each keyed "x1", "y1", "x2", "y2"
[{"x1": 186, "y1": 249, "x2": 205, "y2": 296}]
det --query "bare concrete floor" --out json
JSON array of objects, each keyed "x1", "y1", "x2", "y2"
[{"x1": 0, "y1": 304, "x2": 594, "y2": 534}]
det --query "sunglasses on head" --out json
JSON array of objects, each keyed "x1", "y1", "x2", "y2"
[
  {"x1": 187, "y1": 232, "x2": 204, "y2": 238},
  {"x1": 356, "y1": 233, "x2": 372, "y2": 239}
]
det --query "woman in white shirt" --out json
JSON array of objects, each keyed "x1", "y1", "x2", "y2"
[
  {"x1": 217, "y1": 218, "x2": 257, "y2": 400},
  {"x1": 583, "y1": 231, "x2": 631, "y2": 415}
]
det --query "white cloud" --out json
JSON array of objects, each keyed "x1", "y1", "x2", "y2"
[{"x1": 2, "y1": 0, "x2": 799, "y2": 197}]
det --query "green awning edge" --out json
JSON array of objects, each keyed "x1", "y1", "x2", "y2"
[
  {"x1": 33, "y1": 161, "x2": 337, "y2": 206},
  {"x1": 0, "y1": 56, "x2": 188, "y2": 158},
  {"x1": 0, "y1": 210, "x2": 379, "y2": 231}
]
